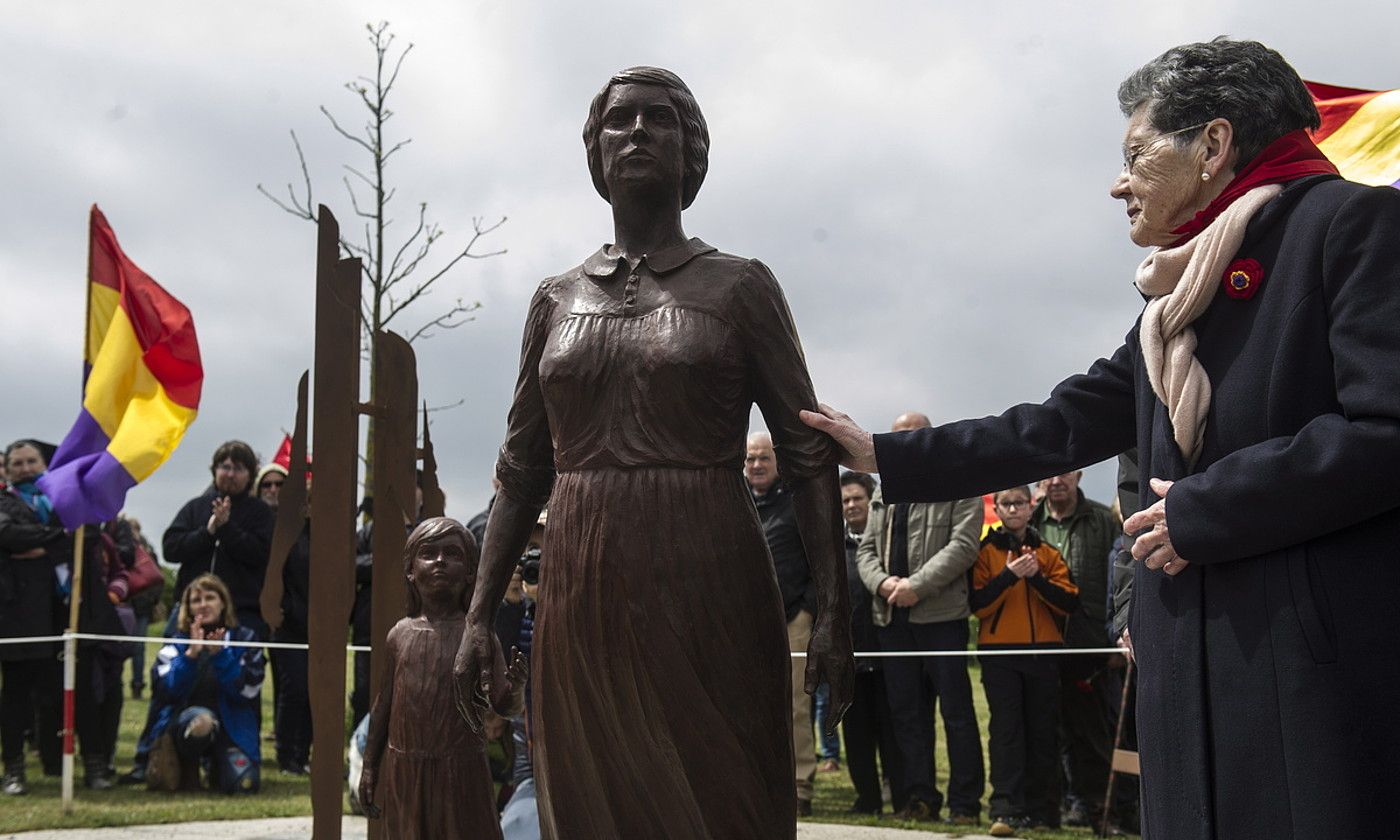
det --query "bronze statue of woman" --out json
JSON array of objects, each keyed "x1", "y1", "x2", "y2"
[{"x1": 455, "y1": 66, "x2": 854, "y2": 840}]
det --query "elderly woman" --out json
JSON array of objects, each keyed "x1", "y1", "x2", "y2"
[
  {"x1": 455, "y1": 67, "x2": 853, "y2": 840},
  {"x1": 805, "y1": 38, "x2": 1400, "y2": 840}
]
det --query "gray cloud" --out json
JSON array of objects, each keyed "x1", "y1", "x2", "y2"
[{"x1": 4, "y1": 1, "x2": 1397, "y2": 535}]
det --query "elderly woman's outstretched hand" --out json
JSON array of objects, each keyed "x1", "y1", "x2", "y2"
[
  {"x1": 1123, "y1": 478, "x2": 1190, "y2": 576},
  {"x1": 799, "y1": 404, "x2": 878, "y2": 473}
]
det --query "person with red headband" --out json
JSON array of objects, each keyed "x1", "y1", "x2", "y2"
[{"x1": 802, "y1": 37, "x2": 1400, "y2": 840}]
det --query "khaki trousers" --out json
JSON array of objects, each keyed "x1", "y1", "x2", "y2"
[{"x1": 788, "y1": 608, "x2": 816, "y2": 802}]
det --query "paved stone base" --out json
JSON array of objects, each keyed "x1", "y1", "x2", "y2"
[{"x1": 5, "y1": 816, "x2": 999, "y2": 839}]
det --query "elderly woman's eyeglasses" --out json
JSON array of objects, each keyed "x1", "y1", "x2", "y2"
[{"x1": 1121, "y1": 122, "x2": 1210, "y2": 174}]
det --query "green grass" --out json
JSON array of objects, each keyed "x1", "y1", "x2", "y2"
[
  {"x1": 804, "y1": 661, "x2": 1124, "y2": 839},
  {"x1": 0, "y1": 646, "x2": 322, "y2": 833},
  {"x1": 1, "y1": 646, "x2": 1130, "y2": 838}
]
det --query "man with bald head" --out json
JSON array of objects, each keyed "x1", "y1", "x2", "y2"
[
  {"x1": 745, "y1": 430, "x2": 819, "y2": 816},
  {"x1": 856, "y1": 412, "x2": 985, "y2": 824}
]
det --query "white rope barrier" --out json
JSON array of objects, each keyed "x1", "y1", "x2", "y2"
[{"x1": 0, "y1": 632, "x2": 1121, "y2": 657}]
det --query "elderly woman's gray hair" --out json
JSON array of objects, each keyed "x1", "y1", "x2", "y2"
[
  {"x1": 1117, "y1": 37, "x2": 1320, "y2": 167},
  {"x1": 583, "y1": 66, "x2": 710, "y2": 210}
]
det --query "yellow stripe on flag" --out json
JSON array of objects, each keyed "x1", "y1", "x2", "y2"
[
  {"x1": 81, "y1": 306, "x2": 197, "y2": 482},
  {"x1": 87, "y1": 284, "x2": 120, "y2": 366},
  {"x1": 1317, "y1": 89, "x2": 1400, "y2": 186}
]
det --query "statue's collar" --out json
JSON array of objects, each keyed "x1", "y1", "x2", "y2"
[{"x1": 582, "y1": 238, "x2": 716, "y2": 278}]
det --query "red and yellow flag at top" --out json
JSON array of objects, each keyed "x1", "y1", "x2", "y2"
[
  {"x1": 1307, "y1": 81, "x2": 1400, "y2": 188},
  {"x1": 37, "y1": 206, "x2": 202, "y2": 527}
]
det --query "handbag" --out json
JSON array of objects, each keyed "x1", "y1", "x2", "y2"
[{"x1": 126, "y1": 539, "x2": 164, "y2": 596}]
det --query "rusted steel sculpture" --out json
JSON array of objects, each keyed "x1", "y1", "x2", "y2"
[
  {"x1": 261, "y1": 371, "x2": 309, "y2": 633},
  {"x1": 419, "y1": 404, "x2": 446, "y2": 520},
  {"x1": 367, "y1": 330, "x2": 417, "y2": 825},
  {"x1": 308, "y1": 205, "x2": 362, "y2": 840}
]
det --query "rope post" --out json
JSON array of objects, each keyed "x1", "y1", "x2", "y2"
[{"x1": 61, "y1": 524, "x2": 85, "y2": 814}]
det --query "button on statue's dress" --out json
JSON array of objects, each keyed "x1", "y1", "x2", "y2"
[{"x1": 495, "y1": 238, "x2": 835, "y2": 840}]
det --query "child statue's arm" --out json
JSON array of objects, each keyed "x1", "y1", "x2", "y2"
[{"x1": 358, "y1": 631, "x2": 398, "y2": 819}]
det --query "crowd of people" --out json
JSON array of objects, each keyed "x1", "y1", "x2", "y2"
[
  {"x1": 0, "y1": 428, "x2": 1138, "y2": 834},
  {"x1": 747, "y1": 419, "x2": 1139, "y2": 838}
]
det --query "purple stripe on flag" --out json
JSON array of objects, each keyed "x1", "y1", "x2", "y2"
[
  {"x1": 35, "y1": 410, "x2": 137, "y2": 528},
  {"x1": 46, "y1": 408, "x2": 109, "y2": 472}
]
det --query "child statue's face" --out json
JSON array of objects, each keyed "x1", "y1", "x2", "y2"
[{"x1": 409, "y1": 535, "x2": 472, "y2": 602}]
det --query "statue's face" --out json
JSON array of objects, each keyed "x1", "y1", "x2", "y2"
[{"x1": 598, "y1": 83, "x2": 685, "y2": 198}]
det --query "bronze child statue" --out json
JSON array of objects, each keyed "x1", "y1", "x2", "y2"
[{"x1": 359, "y1": 517, "x2": 526, "y2": 839}]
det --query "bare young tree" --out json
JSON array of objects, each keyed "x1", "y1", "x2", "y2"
[
  {"x1": 259, "y1": 20, "x2": 505, "y2": 348},
  {"x1": 259, "y1": 21, "x2": 503, "y2": 489}
]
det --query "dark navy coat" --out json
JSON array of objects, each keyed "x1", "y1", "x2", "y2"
[{"x1": 875, "y1": 175, "x2": 1400, "y2": 840}]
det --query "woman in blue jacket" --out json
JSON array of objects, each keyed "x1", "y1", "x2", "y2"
[{"x1": 149, "y1": 573, "x2": 264, "y2": 794}]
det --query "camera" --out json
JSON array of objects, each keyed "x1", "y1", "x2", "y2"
[{"x1": 519, "y1": 547, "x2": 542, "y2": 586}]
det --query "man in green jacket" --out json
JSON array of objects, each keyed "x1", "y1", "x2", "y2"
[
  {"x1": 1030, "y1": 471, "x2": 1118, "y2": 827},
  {"x1": 855, "y1": 412, "x2": 984, "y2": 824}
]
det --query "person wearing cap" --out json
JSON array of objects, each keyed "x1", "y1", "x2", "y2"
[{"x1": 254, "y1": 464, "x2": 288, "y2": 512}]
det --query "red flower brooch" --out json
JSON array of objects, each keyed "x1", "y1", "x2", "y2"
[{"x1": 1222, "y1": 258, "x2": 1264, "y2": 300}]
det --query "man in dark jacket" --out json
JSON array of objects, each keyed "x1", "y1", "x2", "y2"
[
  {"x1": 839, "y1": 471, "x2": 902, "y2": 815},
  {"x1": 162, "y1": 441, "x2": 274, "y2": 639},
  {"x1": 1030, "y1": 471, "x2": 1119, "y2": 827},
  {"x1": 855, "y1": 413, "x2": 984, "y2": 824},
  {"x1": 746, "y1": 431, "x2": 817, "y2": 816},
  {"x1": 124, "y1": 441, "x2": 273, "y2": 786}
]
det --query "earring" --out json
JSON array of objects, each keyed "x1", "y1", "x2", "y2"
[{"x1": 1201, "y1": 172, "x2": 1211, "y2": 182}]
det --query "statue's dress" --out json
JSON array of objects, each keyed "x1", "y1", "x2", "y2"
[
  {"x1": 497, "y1": 238, "x2": 833, "y2": 840},
  {"x1": 380, "y1": 617, "x2": 503, "y2": 840}
]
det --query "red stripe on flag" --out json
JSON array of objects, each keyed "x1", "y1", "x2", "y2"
[
  {"x1": 1305, "y1": 81, "x2": 1383, "y2": 144},
  {"x1": 89, "y1": 206, "x2": 204, "y2": 409}
]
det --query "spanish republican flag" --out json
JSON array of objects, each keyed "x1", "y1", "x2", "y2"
[
  {"x1": 37, "y1": 206, "x2": 202, "y2": 528},
  {"x1": 1307, "y1": 82, "x2": 1400, "y2": 187}
]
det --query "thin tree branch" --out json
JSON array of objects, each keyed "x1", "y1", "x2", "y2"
[
  {"x1": 320, "y1": 105, "x2": 375, "y2": 154},
  {"x1": 406, "y1": 300, "x2": 481, "y2": 343}
]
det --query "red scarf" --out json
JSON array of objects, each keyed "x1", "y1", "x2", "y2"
[{"x1": 1169, "y1": 129, "x2": 1339, "y2": 246}]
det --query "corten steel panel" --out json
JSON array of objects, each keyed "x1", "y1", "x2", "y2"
[
  {"x1": 367, "y1": 330, "x2": 416, "y2": 833},
  {"x1": 261, "y1": 371, "x2": 309, "y2": 633},
  {"x1": 309, "y1": 206, "x2": 361, "y2": 840},
  {"x1": 419, "y1": 403, "x2": 446, "y2": 519}
]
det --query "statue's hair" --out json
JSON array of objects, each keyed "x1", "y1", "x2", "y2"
[{"x1": 583, "y1": 66, "x2": 710, "y2": 210}]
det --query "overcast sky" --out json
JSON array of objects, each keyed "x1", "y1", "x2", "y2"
[{"x1": 4, "y1": 1, "x2": 1397, "y2": 538}]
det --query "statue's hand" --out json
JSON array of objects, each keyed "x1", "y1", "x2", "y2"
[
  {"x1": 804, "y1": 614, "x2": 855, "y2": 736},
  {"x1": 452, "y1": 618, "x2": 496, "y2": 734},
  {"x1": 358, "y1": 766, "x2": 380, "y2": 819}
]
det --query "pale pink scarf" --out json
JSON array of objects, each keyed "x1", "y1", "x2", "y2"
[{"x1": 1134, "y1": 185, "x2": 1281, "y2": 466}]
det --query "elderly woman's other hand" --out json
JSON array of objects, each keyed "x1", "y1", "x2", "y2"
[
  {"x1": 1124, "y1": 478, "x2": 1189, "y2": 576},
  {"x1": 799, "y1": 404, "x2": 877, "y2": 472}
]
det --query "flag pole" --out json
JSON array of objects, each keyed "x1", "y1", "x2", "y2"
[
  {"x1": 61, "y1": 524, "x2": 85, "y2": 813},
  {"x1": 62, "y1": 212, "x2": 96, "y2": 814}
]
